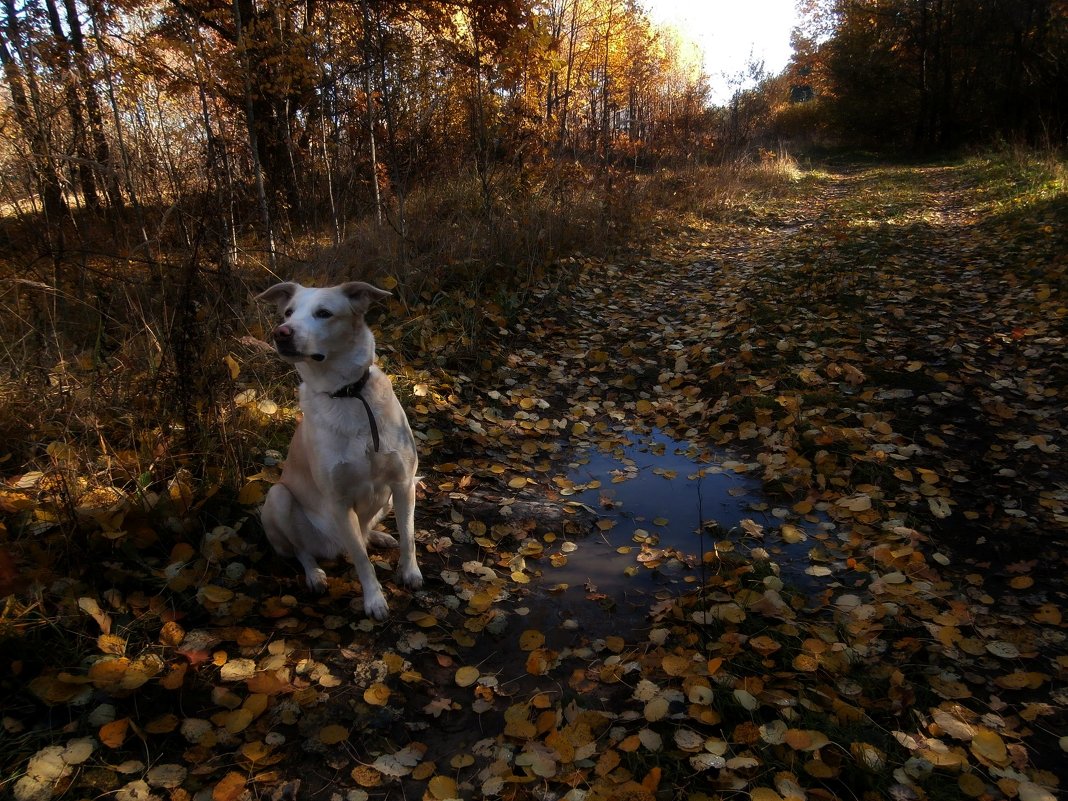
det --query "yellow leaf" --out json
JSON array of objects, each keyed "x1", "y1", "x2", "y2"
[
  {"x1": 212, "y1": 771, "x2": 246, "y2": 801},
  {"x1": 749, "y1": 635, "x2": 782, "y2": 656},
  {"x1": 508, "y1": 476, "x2": 528, "y2": 489},
  {"x1": 836, "y1": 494, "x2": 872, "y2": 512},
  {"x1": 785, "y1": 729, "x2": 829, "y2": 751},
  {"x1": 199, "y1": 585, "x2": 234, "y2": 603},
  {"x1": 238, "y1": 481, "x2": 268, "y2": 505},
  {"x1": 970, "y1": 729, "x2": 1009, "y2": 767},
  {"x1": 97, "y1": 634, "x2": 127, "y2": 655},
  {"x1": 247, "y1": 670, "x2": 288, "y2": 695},
  {"x1": 89, "y1": 657, "x2": 129, "y2": 689},
  {"x1": 519, "y1": 630, "x2": 545, "y2": 651},
  {"x1": 222, "y1": 708, "x2": 254, "y2": 734},
  {"x1": 224, "y1": 354, "x2": 240, "y2": 380},
  {"x1": 412, "y1": 761, "x2": 436, "y2": 781},
  {"x1": 319, "y1": 724, "x2": 350, "y2": 745},
  {"x1": 994, "y1": 671, "x2": 1048, "y2": 690},
  {"x1": 850, "y1": 742, "x2": 886, "y2": 771},
  {"x1": 803, "y1": 758, "x2": 838, "y2": 778},
  {"x1": 364, "y1": 683, "x2": 391, "y2": 706},
  {"x1": 596, "y1": 749, "x2": 621, "y2": 776},
  {"x1": 958, "y1": 773, "x2": 987, "y2": 797},
  {"x1": 1034, "y1": 604, "x2": 1062, "y2": 624},
  {"x1": 243, "y1": 693, "x2": 268, "y2": 718},
  {"x1": 144, "y1": 713, "x2": 179, "y2": 734},
  {"x1": 159, "y1": 661, "x2": 187, "y2": 691},
  {"x1": 99, "y1": 718, "x2": 130, "y2": 748},
  {"x1": 661, "y1": 654, "x2": 691, "y2": 676},
  {"x1": 454, "y1": 666, "x2": 480, "y2": 687},
  {"x1": 930, "y1": 675, "x2": 972, "y2": 699},
  {"x1": 351, "y1": 765, "x2": 382, "y2": 787},
  {"x1": 240, "y1": 741, "x2": 276, "y2": 763},
  {"x1": 154, "y1": 622, "x2": 184, "y2": 648},
  {"x1": 428, "y1": 775, "x2": 458, "y2": 800},
  {"x1": 406, "y1": 611, "x2": 438, "y2": 628}
]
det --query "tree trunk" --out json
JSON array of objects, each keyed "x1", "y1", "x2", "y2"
[
  {"x1": 233, "y1": 0, "x2": 277, "y2": 271},
  {"x1": 0, "y1": 0, "x2": 67, "y2": 251},
  {"x1": 369, "y1": 0, "x2": 408, "y2": 247},
  {"x1": 599, "y1": 0, "x2": 614, "y2": 168},
  {"x1": 87, "y1": 1, "x2": 148, "y2": 249},
  {"x1": 557, "y1": 0, "x2": 580, "y2": 154},
  {"x1": 64, "y1": 0, "x2": 125, "y2": 212},
  {"x1": 43, "y1": 0, "x2": 99, "y2": 211},
  {"x1": 360, "y1": 0, "x2": 383, "y2": 227}
]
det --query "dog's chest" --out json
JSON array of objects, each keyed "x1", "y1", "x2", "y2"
[{"x1": 301, "y1": 403, "x2": 377, "y2": 482}]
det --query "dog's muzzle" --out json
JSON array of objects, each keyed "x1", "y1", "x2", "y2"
[{"x1": 272, "y1": 325, "x2": 325, "y2": 361}]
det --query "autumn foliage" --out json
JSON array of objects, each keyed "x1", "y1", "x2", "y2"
[{"x1": 1, "y1": 2, "x2": 1067, "y2": 801}]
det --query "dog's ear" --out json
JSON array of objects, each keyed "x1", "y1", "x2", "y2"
[
  {"x1": 340, "y1": 282, "x2": 392, "y2": 315},
  {"x1": 256, "y1": 282, "x2": 300, "y2": 310}
]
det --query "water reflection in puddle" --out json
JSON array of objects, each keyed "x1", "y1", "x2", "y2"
[{"x1": 538, "y1": 428, "x2": 824, "y2": 603}]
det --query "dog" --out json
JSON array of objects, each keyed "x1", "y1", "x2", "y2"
[{"x1": 256, "y1": 281, "x2": 422, "y2": 620}]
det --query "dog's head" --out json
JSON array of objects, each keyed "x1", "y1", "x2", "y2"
[{"x1": 256, "y1": 281, "x2": 392, "y2": 364}]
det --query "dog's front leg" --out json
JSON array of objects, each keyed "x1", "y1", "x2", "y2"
[
  {"x1": 392, "y1": 478, "x2": 423, "y2": 590},
  {"x1": 329, "y1": 506, "x2": 389, "y2": 620}
]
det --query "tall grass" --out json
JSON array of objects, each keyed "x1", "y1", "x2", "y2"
[{"x1": 0, "y1": 154, "x2": 806, "y2": 549}]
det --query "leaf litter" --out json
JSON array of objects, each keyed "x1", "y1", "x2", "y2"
[{"x1": 2, "y1": 160, "x2": 1066, "y2": 800}]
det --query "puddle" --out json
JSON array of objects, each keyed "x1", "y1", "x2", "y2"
[{"x1": 522, "y1": 428, "x2": 829, "y2": 636}]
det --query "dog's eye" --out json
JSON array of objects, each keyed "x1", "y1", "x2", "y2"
[
  {"x1": 314, "y1": 309, "x2": 333, "y2": 319},
  {"x1": 283, "y1": 308, "x2": 293, "y2": 318}
]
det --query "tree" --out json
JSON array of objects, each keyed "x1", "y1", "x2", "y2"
[
  {"x1": 1, "y1": 0, "x2": 68, "y2": 246},
  {"x1": 813, "y1": 0, "x2": 1067, "y2": 147}
]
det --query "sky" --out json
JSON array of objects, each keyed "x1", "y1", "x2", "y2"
[{"x1": 643, "y1": 0, "x2": 802, "y2": 104}]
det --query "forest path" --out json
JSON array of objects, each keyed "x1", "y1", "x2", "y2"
[
  {"x1": 6, "y1": 159, "x2": 1065, "y2": 801},
  {"x1": 399, "y1": 156, "x2": 1067, "y2": 792},
  {"x1": 480, "y1": 157, "x2": 1066, "y2": 559}
]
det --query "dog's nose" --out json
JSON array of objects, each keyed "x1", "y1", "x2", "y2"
[{"x1": 273, "y1": 325, "x2": 294, "y2": 341}]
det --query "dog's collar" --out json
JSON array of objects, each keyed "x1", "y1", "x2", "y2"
[{"x1": 328, "y1": 368, "x2": 380, "y2": 452}]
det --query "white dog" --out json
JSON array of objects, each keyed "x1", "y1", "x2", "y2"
[{"x1": 256, "y1": 281, "x2": 422, "y2": 620}]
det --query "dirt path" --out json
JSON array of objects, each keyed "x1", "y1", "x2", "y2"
[
  {"x1": 496, "y1": 160, "x2": 1066, "y2": 559},
  {"x1": 408, "y1": 159, "x2": 1066, "y2": 793},
  {"x1": 6, "y1": 160, "x2": 1065, "y2": 801}
]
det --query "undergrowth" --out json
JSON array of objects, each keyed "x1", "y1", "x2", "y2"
[
  {"x1": 0, "y1": 156, "x2": 804, "y2": 514},
  {"x1": 1, "y1": 148, "x2": 1065, "y2": 801}
]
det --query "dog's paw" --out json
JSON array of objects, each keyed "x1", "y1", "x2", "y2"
[
  {"x1": 305, "y1": 568, "x2": 329, "y2": 594},
  {"x1": 363, "y1": 589, "x2": 390, "y2": 621},
  {"x1": 368, "y1": 529, "x2": 398, "y2": 549},
  {"x1": 397, "y1": 565, "x2": 424, "y2": 591}
]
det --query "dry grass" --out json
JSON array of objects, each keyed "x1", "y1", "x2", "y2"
[{"x1": 0, "y1": 155, "x2": 807, "y2": 545}]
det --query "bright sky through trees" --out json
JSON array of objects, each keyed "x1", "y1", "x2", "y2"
[{"x1": 644, "y1": 0, "x2": 802, "y2": 103}]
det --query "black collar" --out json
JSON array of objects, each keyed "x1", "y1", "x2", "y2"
[{"x1": 328, "y1": 368, "x2": 380, "y2": 452}]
